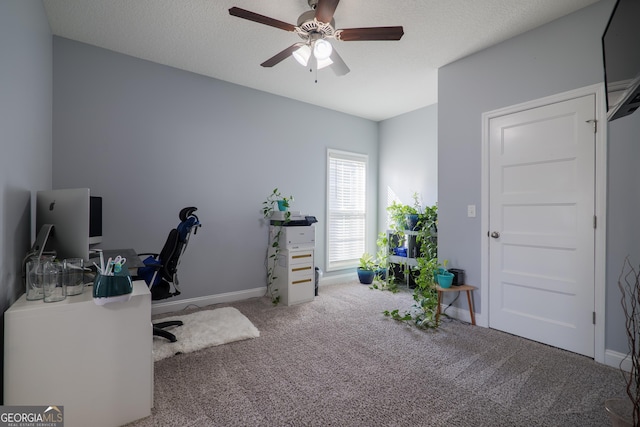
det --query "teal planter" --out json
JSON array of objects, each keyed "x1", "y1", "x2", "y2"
[
  {"x1": 357, "y1": 268, "x2": 375, "y2": 284},
  {"x1": 437, "y1": 271, "x2": 454, "y2": 288},
  {"x1": 433, "y1": 267, "x2": 447, "y2": 282},
  {"x1": 277, "y1": 200, "x2": 288, "y2": 211}
]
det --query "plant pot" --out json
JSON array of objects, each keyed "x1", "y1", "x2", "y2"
[
  {"x1": 433, "y1": 268, "x2": 447, "y2": 282},
  {"x1": 605, "y1": 398, "x2": 633, "y2": 427},
  {"x1": 357, "y1": 268, "x2": 375, "y2": 284},
  {"x1": 277, "y1": 200, "x2": 288, "y2": 211},
  {"x1": 406, "y1": 214, "x2": 420, "y2": 231},
  {"x1": 437, "y1": 272, "x2": 454, "y2": 288}
]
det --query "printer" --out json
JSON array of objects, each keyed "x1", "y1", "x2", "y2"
[
  {"x1": 269, "y1": 211, "x2": 317, "y2": 250},
  {"x1": 270, "y1": 210, "x2": 318, "y2": 227}
]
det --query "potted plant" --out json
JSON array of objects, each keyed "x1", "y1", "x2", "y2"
[
  {"x1": 437, "y1": 270, "x2": 454, "y2": 288},
  {"x1": 407, "y1": 192, "x2": 425, "y2": 231},
  {"x1": 263, "y1": 188, "x2": 294, "y2": 218},
  {"x1": 387, "y1": 201, "x2": 417, "y2": 233},
  {"x1": 357, "y1": 253, "x2": 376, "y2": 284},
  {"x1": 434, "y1": 259, "x2": 451, "y2": 287},
  {"x1": 606, "y1": 257, "x2": 640, "y2": 426},
  {"x1": 277, "y1": 195, "x2": 294, "y2": 211}
]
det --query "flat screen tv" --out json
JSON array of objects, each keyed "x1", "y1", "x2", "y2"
[
  {"x1": 602, "y1": 0, "x2": 640, "y2": 121},
  {"x1": 35, "y1": 188, "x2": 102, "y2": 261}
]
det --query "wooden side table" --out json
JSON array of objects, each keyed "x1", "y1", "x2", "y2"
[{"x1": 436, "y1": 284, "x2": 477, "y2": 325}]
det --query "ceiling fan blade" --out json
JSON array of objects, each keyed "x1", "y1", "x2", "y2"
[
  {"x1": 337, "y1": 26, "x2": 404, "y2": 41},
  {"x1": 315, "y1": 0, "x2": 340, "y2": 24},
  {"x1": 229, "y1": 7, "x2": 296, "y2": 32},
  {"x1": 329, "y1": 49, "x2": 350, "y2": 76},
  {"x1": 260, "y1": 44, "x2": 303, "y2": 67}
]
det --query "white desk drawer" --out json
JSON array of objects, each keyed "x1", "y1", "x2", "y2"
[
  {"x1": 290, "y1": 264, "x2": 313, "y2": 276},
  {"x1": 289, "y1": 250, "x2": 313, "y2": 265}
]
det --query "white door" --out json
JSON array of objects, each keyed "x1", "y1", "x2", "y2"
[{"x1": 488, "y1": 94, "x2": 596, "y2": 357}]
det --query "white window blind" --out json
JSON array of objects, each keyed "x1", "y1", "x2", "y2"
[{"x1": 327, "y1": 149, "x2": 367, "y2": 271}]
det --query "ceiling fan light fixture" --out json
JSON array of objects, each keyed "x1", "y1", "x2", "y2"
[
  {"x1": 313, "y1": 39, "x2": 333, "y2": 60},
  {"x1": 316, "y1": 56, "x2": 334, "y2": 70},
  {"x1": 292, "y1": 44, "x2": 311, "y2": 66}
]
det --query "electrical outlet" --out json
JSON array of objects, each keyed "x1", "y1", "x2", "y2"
[{"x1": 467, "y1": 204, "x2": 476, "y2": 218}]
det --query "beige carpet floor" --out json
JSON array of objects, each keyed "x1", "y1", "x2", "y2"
[{"x1": 126, "y1": 281, "x2": 626, "y2": 426}]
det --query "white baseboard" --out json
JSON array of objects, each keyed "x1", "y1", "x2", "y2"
[
  {"x1": 151, "y1": 273, "x2": 356, "y2": 315},
  {"x1": 151, "y1": 286, "x2": 267, "y2": 315},
  {"x1": 605, "y1": 348, "x2": 631, "y2": 371},
  {"x1": 439, "y1": 303, "x2": 474, "y2": 325},
  {"x1": 319, "y1": 272, "x2": 357, "y2": 286}
]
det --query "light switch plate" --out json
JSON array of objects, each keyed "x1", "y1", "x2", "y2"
[{"x1": 467, "y1": 204, "x2": 476, "y2": 218}]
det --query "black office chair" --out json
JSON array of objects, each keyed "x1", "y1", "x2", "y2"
[{"x1": 136, "y1": 207, "x2": 201, "y2": 342}]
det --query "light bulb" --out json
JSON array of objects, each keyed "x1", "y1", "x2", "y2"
[
  {"x1": 292, "y1": 45, "x2": 311, "y2": 66},
  {"x1": 313, "y1": 39, "x2": 333, "y2": 61},
  {"x1": 316, "y1": 56, "x2": 334, "y2": 70}
]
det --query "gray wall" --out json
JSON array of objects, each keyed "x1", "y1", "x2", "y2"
[
  {"x1": 52, "y1": 37, "x2": 378, "y2": 301},
  {"x1": 0, "y1": 0, "x2": 52, "y2": 402},
  {"x1": 605, "y1": 111, "x2": 640, "y2": 352},
  {"x1": 378, "y1": 104, "x2": 438, "y2": 232},
  {"x1": 437, "y1": 0, "x2": 640, "y2": 354}
]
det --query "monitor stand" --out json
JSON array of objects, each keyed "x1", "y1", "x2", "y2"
[{"x1": 31, "y1": 224, "x2": 54, "y2": 259}]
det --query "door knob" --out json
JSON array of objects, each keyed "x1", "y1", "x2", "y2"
[{"x1": 490, "y1": 231, "x2": 500, "y2": 239}]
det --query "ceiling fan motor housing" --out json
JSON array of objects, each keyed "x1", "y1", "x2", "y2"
[{"x1": 297, "y1": 10, "x2": 335, "y2": 41}]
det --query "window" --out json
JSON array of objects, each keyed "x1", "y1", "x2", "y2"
[{"x1": 326, "y1": 149, "x2": 367, "y2": 271}]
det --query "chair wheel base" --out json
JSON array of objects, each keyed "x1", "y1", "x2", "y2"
[{"x1": 153, "y1": 320, "x2": 183, "y2": 342}]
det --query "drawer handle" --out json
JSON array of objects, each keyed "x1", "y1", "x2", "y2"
[
  {"x1": 292, "y1": 278, "x2": 312, "y2": 285},
  {"x1": 292, "y1": 254, "x2": 312, "y2": 259},
  {"x1": 292, "y1": 266, "x2": 312, "y2": 272}
]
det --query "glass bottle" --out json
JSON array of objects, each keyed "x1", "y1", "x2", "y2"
[
  {"x1": 43, "y1": 260, "x2": 65, "y2": 303},
  {"x1": 26, "y1": 254, "x2": 56, "y2": 301}
]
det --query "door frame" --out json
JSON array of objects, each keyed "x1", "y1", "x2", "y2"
[{"x1": 480, "y1": 83, "x2": 607, "y2": 364}]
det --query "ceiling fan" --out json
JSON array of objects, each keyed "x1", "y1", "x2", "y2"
[{"x1": 228, "y1": 0, "x2": 404, "y2": 76}]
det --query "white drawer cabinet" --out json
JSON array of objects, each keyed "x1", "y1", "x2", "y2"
[{"x1": 274, "y1": 249, "x2": 315, "y2": 306}]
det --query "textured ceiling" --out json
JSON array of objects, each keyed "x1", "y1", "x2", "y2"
[{"x1": 43, "y1": 0, "x2": 600, "y2": 121}]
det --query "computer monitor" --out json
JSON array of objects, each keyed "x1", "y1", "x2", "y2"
[{"x1": 35, "y1": 188, "x2": 102, "y2": 261}]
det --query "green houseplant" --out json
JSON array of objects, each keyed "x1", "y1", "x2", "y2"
[
  {"x1": 387, "y1": 201, "x2": 417, "y2": 234},
  {"x1": 262, "y1": 188, "x2": 293, "y2": 305},
  {"x1": 357, "y1": 253, "x2": 376, "y2": 285}
]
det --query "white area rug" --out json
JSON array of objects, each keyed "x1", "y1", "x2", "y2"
[{"x1": 153, "y1": 307, "x2": 260, "y2": 362}]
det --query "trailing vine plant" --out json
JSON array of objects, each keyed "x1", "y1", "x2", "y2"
[
  {"x1": 261, "y1": 188, "x2": 293, "y2": 305},
  {"x1": 369, "y1": 232, "x2": 399, "y2": 293}
]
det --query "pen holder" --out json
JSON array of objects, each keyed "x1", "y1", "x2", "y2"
[{"x1": 93, "y1": 271, "x2": 133, "y2": 306}]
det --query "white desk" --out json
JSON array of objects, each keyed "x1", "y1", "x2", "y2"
[{"x1": 4, "y1": 281, "x2": 153, "y2": 427}]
